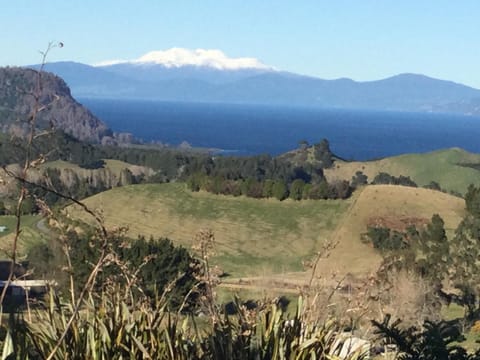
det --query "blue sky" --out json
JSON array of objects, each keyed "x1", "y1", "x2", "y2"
[{"x1": 2, "y1": 1, "x2": 480, "y2": 87}]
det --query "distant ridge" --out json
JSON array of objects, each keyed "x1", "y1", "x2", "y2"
[{"x1": 32, "y1": 49, "x2": 480, "y2": 115}]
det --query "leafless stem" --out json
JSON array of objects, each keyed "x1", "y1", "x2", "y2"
[{"x1": 0, "y1": 42, "x2": 64, "y2": 313}]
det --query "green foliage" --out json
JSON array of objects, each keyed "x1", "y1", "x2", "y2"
[
  {"x1": 79, "y1": 159, "x2": 105, "y2": 169},
  {"x1": 329, "y1": 180, "x2": 353, "y2": 199},
  {"x1": 365, "y1": 214, "x2": 450, "y2": 286},
  {"x1": 25, "y1": 231, "x2": 197, "y2": 308},
  {"x1": 183, "y1": 145, "x2": 342, "y2": 201},
  {"x1": 440, "y1": 185, "x2": 480, "y2": 319},
  {"x1": 301, "y1": 183, "x2": 312, "y2": 199},
  {"x1": 351, "y1": 171, "x2": 368, "y2": 188},
  {"x1": 187, "y1": 172, "x2": 206, "y2": 192},
  {"x1": 1, "y1": 291, "x2": 369, "y2": 360},
  {"x1": 366, "y1": 227, "x2": 409, "y2": 252},
  {"x1": 186, "y1": 170, "x2": 352, "y2": 201},
  {"x1": 417, "y1": 214, "x2": 450, "y2": 284},
  {"x1": 241, "y1": 177, "x2": 264, "y2": 198},
  {"x1": 272, "y1": 180, "x2": 288, "y2": 201},
  {"x1": 262, "y1": 179, "x2": 275, "y2": 198},
  {"x1": 449, "y1": 214, "x2": 480, "y2": 319},
  {"x1": 0, "y1": 131, "x2": 100, "y2": 167},
  {"x1": 308, "y1": 180, "x2": 330, "y2": 199},
  {"x1": 424, "y1": 181, "x2": 442, "y2": 191},
  {"x1": 372, "y1": 172, "x2": 417, "y2": 187},
  {"x1": 465, "y1": 184, "x2": 480, "y2": 217},
  {"x1": 289, "y1": 179, "x2": 305, "y2": 200},
  {"x1": 365, "y1": 187, "x2": 480, "y2": 323},
  {"x1": 313, "y1": 139, "x2": 334, "y2": 168},
  {"x1": 372, "y1": 315, "x2": 479, "y2": 360},
  {"x1": 118, "y1": 236, "x2": 197, "y2": 308}
]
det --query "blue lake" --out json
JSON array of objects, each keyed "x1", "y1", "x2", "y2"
[{"x1": 80, "y1": 98, "x2": 480, "y2": 161}]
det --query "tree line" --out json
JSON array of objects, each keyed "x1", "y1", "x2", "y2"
[{"x1": 186, "y1": 139, "x2": 353, "y2": 200}]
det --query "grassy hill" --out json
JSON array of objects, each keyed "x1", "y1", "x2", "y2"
[
  {"x1": 325, "y1": 147, "x2": 480, "y2": 195},
  {"x1": 317, "y1": 184, "x2": 465, "y2": 277},
  {"x1": 67, "y1": 182, "x2": 350, "y2": 277},
  {"x1": 67, "y1": 183, "x2": 465, "y2": 281}
]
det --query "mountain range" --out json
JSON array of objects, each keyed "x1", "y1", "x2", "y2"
[{"x1": 31, "y1": 48, "x2": 480, "y2": 115}]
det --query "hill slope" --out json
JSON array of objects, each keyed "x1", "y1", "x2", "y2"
[
  {"x1": 317, "y1": 185, "x2": 465, "y2": 277},
  {"x1": 67, "y1": 183, "x2": 350, "y2": 276},
  {"x1": 67, "y1": 183, "x2": 465, "y2": 281},
  {"x1": 325, "y1": 147, "x2": 480, "y2": 195}
]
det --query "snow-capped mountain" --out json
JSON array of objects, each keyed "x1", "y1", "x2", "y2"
[
  {"x1": 95, "y1": 48, "x2": 273, "y2": 70},
  {"x1": 92, "y1": 48, "x2": 275, "y2": 85}
]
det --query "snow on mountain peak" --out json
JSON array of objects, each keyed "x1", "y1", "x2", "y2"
[{"x1": 95, "y1": 48, "x2": 272, "y2": 70}]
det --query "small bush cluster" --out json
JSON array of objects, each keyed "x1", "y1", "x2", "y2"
[
  {"x1": 188, "y1": 173, "x2": 352, "y2": 201},
  {"x1": 371, "y1": 172, "x2": 417, "y2": 187}
]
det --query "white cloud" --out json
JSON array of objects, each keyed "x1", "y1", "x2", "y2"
[{"x1": 94, "y1": 48, "x2": 272, "y2": 70}]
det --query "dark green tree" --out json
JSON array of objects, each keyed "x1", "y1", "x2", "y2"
[
  {"x1": 449, "y1": 214, "x2": 480, "y2": 319},
  {"x1": 417, "y1": 214, "x2": 449, "y2": 284},
  {"x1": 308, "y1": 180, "x2": 329, "y2": 199},
  {"x1": 272, "y1": 180, "x2": 288, "y2": 201},
  {"x1": 351, "y1": 171, "x2": 368, "y2": 188},
  {"x1": 302, "y1": 183, "x2": 312, "y2": 200},
  {"x1": 372, "y1": 172, "x2": 417, "y2": 187},
  {"x1": 366, "y1": 227, "x2": 409, "y2": 252},
  {"x1": 424, "y1": 181, "x2": 442, "y2": 191},
  {"x1": 289, "y1": 179, "x2": 305, "y2": 201},
  {"x1": 465, "y1": 184, "x2": 480, "y2": 217},
  {"x1": 187, "y1": 173, "x2": 205, "y2": 192},
  {"x1": 313, "y1": 139, "x2": 333, "y2": 168},
  {"x1": 262, "y1": 179, "x2": 275, "y2": 198}
]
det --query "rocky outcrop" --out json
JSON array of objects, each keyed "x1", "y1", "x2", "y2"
[{"x1": 0, "y1": 67, "x2": 112, "y2": 143}]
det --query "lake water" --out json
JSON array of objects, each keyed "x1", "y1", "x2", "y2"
[{"x1": 80, "y1": 98, "x2": 480, "y2": 161}]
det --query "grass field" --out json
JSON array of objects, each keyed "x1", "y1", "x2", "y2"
[
  {"x1": 0, "y1": 214, "x2": 47, "y2": 255},
  {"x1": 325, "y1": 147, "x2": 480, "y2": 195},
  {"x1": 67, "y1": 182, "x2": 351, "y2": 277},
  {"x1": 67, "y1": 182, "x2": 466, "y2": 281}
]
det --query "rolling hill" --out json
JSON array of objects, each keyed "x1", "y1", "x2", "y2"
[
  {"x1": 66, "y1": 183, "x2": 465, "y2": 284},
  {"x1": 324, "y1": 147, "x2": 480, "y2": 195}
]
